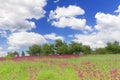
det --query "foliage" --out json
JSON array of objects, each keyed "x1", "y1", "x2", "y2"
[
  {"x1": 5, "y1": 51, "x2": 19, "y2": 59},
  {"x1": 27, "y1": 44, "x2": 41, "y2": 56},
  {"x1": 57, "y1": 43, "x2": 69, "y2": 54},
  {"x1": 55, "y1": 39, "x2": 63, "y2": 48},
  {"x1": 5, "y1": 52, "x2": 15, "y2": 59},
  {"x1": 7, "y1": 40, "x2": 120, "y2": 56},
  {"x1": 54, "y1": 39, "x2": 69, "y2": 54},
  {"x1": 82, "y1": 45, "x2": 91, "y2": 54},
  {"x1": 93, "y1": 41, "x2": 120, "y2": 54},
  {"x1": 69, "y1": 41, "x2": 83, "y2": 54},
  {"x1": 106, "y1": 41, "x2": 120, "y2": 54},
  {"x1": 21, "y1": 51, "x2": 25, "y2": 56},
  {"x1": 13, "y1": 51, "x2": 19, "y2": 57},
  {"x1": 93, "y1": 48, "x2": 108, "y2": 54},
  {"x1": 41, "y1": 43, "x2": 54, "y2": 55}
]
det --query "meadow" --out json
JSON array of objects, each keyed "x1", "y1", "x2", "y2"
[{"x1": 0, "y1": 54, "x2": 120, "y2": 80}]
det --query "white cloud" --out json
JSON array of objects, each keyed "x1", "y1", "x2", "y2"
[
  {"x1": 51, "y1": 17, "x2": 92, "y2": 31},
  {"x1": 95, "y1": 12, "x2": 120, "y2": 31},
  {"x1": 0, "y1": 47, "x2": 7, "y2": 57},
  {"x1": 44, "y1": 33, "x2": 64, "y2": 41},
  {"x1": 115, "y1": 5, "x2": 120, "y2": 13},
  {"x1": 49, "y1": 5, "x2": 85, "y2": 19},
  {"x1": 48, "y1": 5, "x2": 92, "y2": 31},
  {"x1": 0, "y1": 47, "x2": 3, "y2": 51},
  {"x1": 54, "y1": 0, "x2": 60, "y2": 3},
  {"x1": 68, "y1": 35, "x2": 74, "y2": 38},
  {"x1": 73, "y1": 5, "x2": 120, "y2": 48},
  {"x1": 7, "y1": 32, "x2": 47, "y2": 50},
  {"x1": 74, "y1": 33, "x2": 109, "y2": 48},
  {"x1": 0, "y1": 0, "x2": 47, "y2": 32},
  {"x1": 0, "y1": 31, "x2": 7, "y2": 37}
]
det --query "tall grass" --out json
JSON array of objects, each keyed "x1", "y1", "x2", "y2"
[{"x1": 0, "y1": 54, "x2": 120, "y2": 80}]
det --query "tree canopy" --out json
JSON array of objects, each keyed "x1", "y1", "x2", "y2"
[{"x1": 6, "y1": 40, "x2": 120, "y2": 57}]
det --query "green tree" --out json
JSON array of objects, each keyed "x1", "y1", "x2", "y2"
[
  {"x1": 57, "y1": 43, "x2": 69, "y2": 54},
  {"x1": 55, "y1": 39, "x2": 69, "y2": 54},
  {"x1": 13, "y1": 51, "x2": 19, "y2": 57},
  {"x1": 106, "y1": 41, "x2": 120, "y2": 54},
  {"x1": 94, "y1": 48, "x2": 107, "y2": 54},
  {"x1": 41, "y1": 43, "x2": 54, "y2": 55},
  {"x1": 82, "y1": 45, "x2": 91, "y2": 54},
  {"x1": 55, "y1": 39, "x2": 63, "y2": 48},
  {"x1": 27, "y1": 44, "x2": 41, "y2": 56},
  {"x1": 6, "y1": 52, "x2": 15, "y2": 58},
  {"x1": 21, "y1": 51, "x2": 25, "y2": 56},
  {"x1": 69, "y1": 41, "x2": 82, "y2": 54}
]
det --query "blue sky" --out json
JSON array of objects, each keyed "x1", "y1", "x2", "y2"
[{"x1": 0, "y1": 0, "x2": 120, "y2": 56}]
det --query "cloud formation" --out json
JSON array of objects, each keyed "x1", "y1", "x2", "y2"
[
  {"x1": 44, "y1": 33, "x2": 64, "y2": 41},
  {"x1": 115, "y1": 5, "x2": 120, "y2": 13},
  {"x1": 0, "y1": 0, "x2": 47, "y2": 32},
  {"x1": 0, "y1": 31, "x2": 7, "y2": 37},
  {"x1": 7, "y1": 32, "x2": 47, "y2": 50},
  {"x1": 54, "y1": 0, "x2": 60, "y2": 3},
  {"x1": 74, "y1": 5, "x2": 120, "y2": 48},
  {"x1": 48, "y1": 5, "x2": 92, "y2": 31},
  {"x1": 0, "y1": 47, "x2": 7, "y2": 57}
]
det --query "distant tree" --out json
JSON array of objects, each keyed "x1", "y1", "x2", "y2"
[
  {"x1": 27, "y1": 44, "x2": 41, "y2": 56},
  {"x1": 55, "y1": 39, "x2": 63, "y2": 48},
  {"x1": 106, "y1": 41, "x2": 120, "y2": 54},
  {"x1": 41, "y1": 43, "x2": 54, "y2": 55},
  {"x1": 82, "y1": 45, "x2": 91, "y2": 54},
  {"x1": 57, "y1": 43, "x2": 69, "y2": 54},
  {"x1": 69, "y1": 41, "x2": 82, "y2": 54},
  {"x1": 49, "y1": 44, "x2": 55, "y2": 54},
  {"x1": 94, "y1": 48, "x2": 107, "y2": 54},
  {"x1": 6, "y1": 52, "x2": 15, "y2": 58},
  {"x1": 21, "y1": 51, "x2": 25, "y2": 56},
  {"x1": 13, "y1": 51, "x2": 19, "y2": 57},
  {"x1": 54, "y1": 39, "x2": 69, "y2": 54}
]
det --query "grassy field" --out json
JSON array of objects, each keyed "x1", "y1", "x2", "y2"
[{"x1": 0, "y1": 54, "x2": 120, "y2": 80}]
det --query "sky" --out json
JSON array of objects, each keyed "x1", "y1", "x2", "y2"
[{"x1": 0, "y1": 0, "x2": 120, "y2": 56}]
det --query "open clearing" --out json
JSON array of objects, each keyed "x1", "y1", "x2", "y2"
[{"x1": 0, "y1": 54, "x2": 120, "y2": 80}]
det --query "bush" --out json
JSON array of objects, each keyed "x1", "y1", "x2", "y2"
[
  {"x1": 93, "y1": 48, "x2": 107, "y2": 54},
  {"x1": 5, "y1": 52, "x2": 15, "y2": 59}
]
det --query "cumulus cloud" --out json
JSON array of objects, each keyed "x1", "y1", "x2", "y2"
[
  {"x1": 0, "y1": 0, "x2": 47, "y2": 32},
  {"x1": 95, "y1": 12, "x2": 120, "y2": 31},
  {"x1": 115, "y1": 5, "x2": 120, "y2": 13},
  {"x1": 7, "y1": 32, "x2": 47, "y2": 50},
  {"x1": 74, "y1": 33, "x2": 109, "y2": 48},
  {"x1": 54, "y1": 0, "x2": 60, "y2": 3},
  {"x1": 68, "y1": 35, "x2": 74, "y2": 38},
  {"x1": 48, "y1": 5, "x2": 92, "y2": 31},
  {"x1": 44, "y1": 33, "x2": 64, "y2": 41},
  {"x1": 0, "y1": 31, "x2": 7, "y2": 37},
  {"x1": 0, "y1": 47, "x2": 7, "y2": 57},
  {"x1": 73, "y1": 5, "x2": 120, "y2": 48},
  {"x1": 49, "y1": 5, "x2": 85, "y2": 18}
]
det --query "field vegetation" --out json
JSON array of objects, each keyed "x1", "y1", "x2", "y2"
[
  {"x1": 6, "y1": 39, "x2": 120, "y2": 57},
  {"x1": 2, "y1": 39, "x2": 120, "y2": 80},
  {"x1": 0, "y1": 54, "x2": 120, "y2": 80}
]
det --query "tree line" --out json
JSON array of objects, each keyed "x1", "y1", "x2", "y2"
[{"x1": 6, "y1": 39, "x2": 120, "y2": 57}]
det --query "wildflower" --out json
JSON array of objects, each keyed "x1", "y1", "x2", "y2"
[
  {"x1": 78, "y1": 70, "x2": 83, "y2": 78},
  {"x1": 110, "y1": 69, "x2": 118, "y2": 79}
]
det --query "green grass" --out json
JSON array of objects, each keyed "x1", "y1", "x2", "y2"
[{"x1": 0, "y1": 54, "x2": 120, "y2": 80}]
